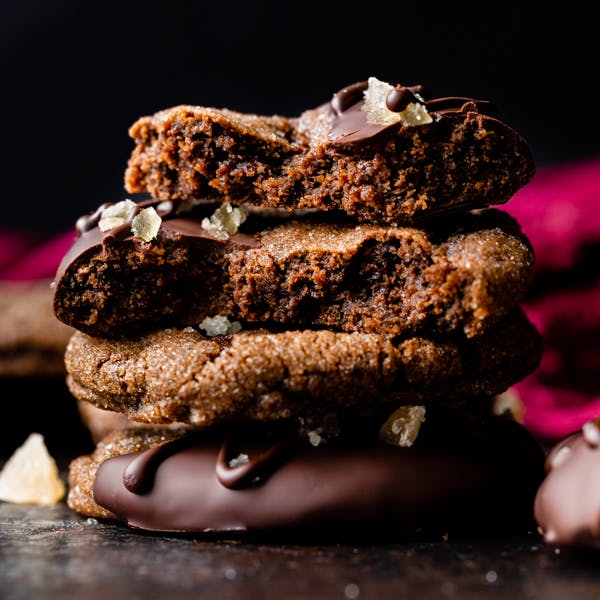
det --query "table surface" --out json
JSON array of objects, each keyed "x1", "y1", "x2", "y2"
[{"x1": 2, "y1": 501, "x2": 600, "y2": 600}]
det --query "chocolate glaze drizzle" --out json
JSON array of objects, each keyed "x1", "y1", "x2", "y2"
[
  {"x1": 385, "y1": 85, "x2": 426, "y2": 112},
  {"x1": 122, "y1": 424, "x2": 298, "y2": 494},
  {"x1": 215, "y1": 424, "x2": 297, "y2": 489},
  {"x1": 328, "y1": 80, "x2": 497, "y2": 144},
  {"x1": 123, "y1": 432, "x2": 205, "y2": 494}
]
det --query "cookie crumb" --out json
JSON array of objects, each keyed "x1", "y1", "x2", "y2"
[
  {"x1": 379, "y1": 405, "x2": 426, "y2": 447},
  {"x1": 201, "y1": 202, "x2": 249, "y2": 239},
  {"x1": 485, "y1": 570, "x2": 498, "y2": 584},
  {"x1": 0, "y1": 433, "x2": 65, "y2": 505}
]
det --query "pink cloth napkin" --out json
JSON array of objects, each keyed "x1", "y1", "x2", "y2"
[
  {"x1": 2, "y1": 155, "x2": 600, "y2": 442},
  {"x1": 0, "y1": 230, "x2": 75, "y2": 281},
  {"x1": 505, "y1": 155, "x2": 600, "y2": 441}
]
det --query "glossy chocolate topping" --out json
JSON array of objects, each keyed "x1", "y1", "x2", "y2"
[
  {"x1": 215, "y1": 424, "x2": 297, "y2": 489},
  {"x1": 385, "y1": 85, "x2": 422, "y2": 112},
  {"x1": 534, "y1": 418, "x2": 600, "y2": 548},
  {"x1": 92, "y1": 415, "x2": 544, "y2": 535},
  {"x1": 122, "y1": 433, "x2": 203, "y2": 494},
  {"x1": 54, "y1": 198, "x2": 260, "y2": 283},
  {"x1": 329, "y1": 80, "x2": 497, "y2": 144}
]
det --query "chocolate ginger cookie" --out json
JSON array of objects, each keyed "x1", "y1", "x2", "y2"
[
  {"x1": 53, "y1": 200, "x2": 534, "y2": 339},
  {"x1": 534, "y1": 418, "x2": 600, "y2": 548},
  {"x1": 125, "y1": 78, "x2": 535, "y2": 225},
  {"x1": 67, "y1": 408, "x2": 544, "y2": 535},
  {"x1": 64, "y1": 308, "x2": 542, "y2": 427}
]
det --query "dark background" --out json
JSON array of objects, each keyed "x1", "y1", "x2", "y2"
[{"x1": 2, "y1": 0, "x2": 599, "y2": 233}]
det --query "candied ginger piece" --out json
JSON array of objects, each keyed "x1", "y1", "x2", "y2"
[
  {"x1": 131, "y1": 206, "x2": 162, "y2": 242},
  {"x1": 201, "y1": 202, "x2": 249, "y2": 239},
  {"x1": 379, "y1": 405, "x2": 426, "y2": 447},
  {"x1": 364, "y1": 77, "x2": 402, "y2": 126},
  {"x1": 98, "y1": 199, "x2": 136, "y2": 231},
  {"x1": 0, "y1": 433, "x2": 65, "y2": 505},
  {"x1": 363, "y1": 76, "x2": 432, "y2": 127},
  {"x1": 583, "y1": 420, "x2": 600, "y2": 447},
  {"x1": 492, "y1": 388, "x2": 524, "y2": 423},
  {"x1": 399, "y1": 102, "x2": 432, "y2": 126}
]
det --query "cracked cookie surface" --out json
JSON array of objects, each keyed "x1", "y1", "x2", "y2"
[{"x1": 64, "y1": 309, "x2": 542, "y2": 426}]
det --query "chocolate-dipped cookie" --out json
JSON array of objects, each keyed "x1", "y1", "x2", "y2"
[
  {"x1": 534, "y1": 418, "x2": 600, "y2": 548},
  {"x1": 125, "y1": 78, "x2": 534, "y2": 225},
  {"x1": 53, "y1": 199, "x2": 534, "y2": 340},
  {"x1": 64, "y1": 308, "x2": 542, "y2": 426},
  {"x1": 67, "y1": 409, "x2": 545, "y2": 536}
]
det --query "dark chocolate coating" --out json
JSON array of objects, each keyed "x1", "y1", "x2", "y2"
[
  {"x1": 92, "y1": 418, "x2": 544, "y2": 536},
  {"x1": 534, "y1": 419, "x2": 600, "y2": 548}
]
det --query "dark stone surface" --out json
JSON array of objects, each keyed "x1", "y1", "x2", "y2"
[{"x1": 1, "y1": 502, "x2": 600, "y2": 600}]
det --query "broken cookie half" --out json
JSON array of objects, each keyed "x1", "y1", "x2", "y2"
[{"x1": 125, "y1": 77, "x2": 535, "y2": 225}]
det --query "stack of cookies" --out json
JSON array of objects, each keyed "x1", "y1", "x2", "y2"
[{"x1": 54, "y1": 77, "x2": 545, "y2": 538}]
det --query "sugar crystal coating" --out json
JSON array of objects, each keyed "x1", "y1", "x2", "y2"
[{"x1": 63, "y1": 310, "x2": 542, "y2": 426}]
